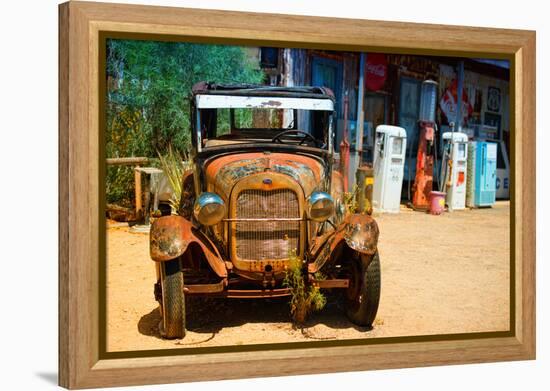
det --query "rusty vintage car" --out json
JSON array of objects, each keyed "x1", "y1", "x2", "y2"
[{"x1": 150, "y1": 83, "x2": 380, "y2": 338}]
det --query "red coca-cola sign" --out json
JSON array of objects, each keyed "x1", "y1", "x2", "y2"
[{"x1": 365, "y1": 53, "x2": 387, "y2": 91}]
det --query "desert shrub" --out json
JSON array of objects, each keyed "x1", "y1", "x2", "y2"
[
  {"x1": 283, "y1": 250, "x2": 326, "y2": 324},
  {"x1": 157, "y1": 146, "x2": 192, "y2": 212},
  {"x1": 105, "y1": 105, "x2": 152, "y2": 206},
  {"x1": 106, "y1": 166, "x2": 136, "y2": 207}
]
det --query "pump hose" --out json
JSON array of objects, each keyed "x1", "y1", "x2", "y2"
[
  {"x1": 433, "y1": 123, "x2": 439, "y2": 191},
  {"x1": 407, "y1": 123, "x2": 417, "y2": 201}
]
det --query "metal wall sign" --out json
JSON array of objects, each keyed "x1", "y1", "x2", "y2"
[{"x1": 365, "y1": 53, "x2": 388, "y2": 91}]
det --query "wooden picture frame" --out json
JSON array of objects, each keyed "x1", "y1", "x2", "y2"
[{"x1": 58, "y1": 1, "x2": 536, "y2": 388}]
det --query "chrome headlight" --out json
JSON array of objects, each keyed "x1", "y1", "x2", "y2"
[
  {"x1": 307, "y1": 191, "x2": 335, "y2": 222},
  {"x1": 193, "y1": 192, "x2": 225, "y2": 226}
]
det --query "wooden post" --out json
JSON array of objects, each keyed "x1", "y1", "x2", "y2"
[
  {"x1": 356, "y1": 167, "x2": 366, "y2": 213},
  {"x1": 143, "y1": 174, "x2": 151, "y2": 225},
  {"x1": 106, "y1": 157, "x2": 149, "y2": 166},
  {"x1": 134, "y1": 166, "x2": 142, "y2": 220}
]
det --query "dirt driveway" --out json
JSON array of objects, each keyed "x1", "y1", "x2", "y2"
[{"x1": 106, "y1": 202, "x2": 510, "y2": 352}]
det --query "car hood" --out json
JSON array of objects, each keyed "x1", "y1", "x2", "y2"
[{"x1": 204, "y1": 152, "x2": 325, "y2": 199}]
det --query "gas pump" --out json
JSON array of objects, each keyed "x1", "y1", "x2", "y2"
[
  {"x1": 372, "y1": 125, "x2": 407, "y2": 213},
  {"x1": 466, "y1": 141, "x2": 497, "y2": 207},
  {"x1": 411, "y1": 80, "x2": 438, "y2": 210},
  {"x1": 441, "y1": 131, "x2": 468, "y2": 210}
]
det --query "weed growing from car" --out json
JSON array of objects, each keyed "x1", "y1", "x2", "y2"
[
  {"x1": 157, "y1": 146, "x2": 192, "y2": 213},
  {"x1": 283, "y1": 249, "x2": 326, "y2": 324},
  {"x1": 343, "y1": 184, "x2": 359, "y2": 214}
]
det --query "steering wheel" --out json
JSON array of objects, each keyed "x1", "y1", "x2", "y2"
[{"x1": 271, "y1": 129, "x2": 317, "y2": 146}]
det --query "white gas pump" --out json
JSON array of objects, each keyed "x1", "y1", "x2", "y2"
[
  {"x1": 373, "y1": 125, "x2": 407, "y2": 213},
  {"x1": 441, "y1": 132, "x2": 468, "y2": 211}
]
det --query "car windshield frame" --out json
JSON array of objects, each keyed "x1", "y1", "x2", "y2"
[{"x1": 194, "y1": 94, "x2": 335, "y2": 154}]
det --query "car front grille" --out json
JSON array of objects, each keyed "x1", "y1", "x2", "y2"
[{"x1": 235, "y1": 189, "x2": 300, "y2": 261}]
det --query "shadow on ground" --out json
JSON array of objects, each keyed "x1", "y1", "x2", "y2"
[{"x1": 137, "y1": 293, "x2": 371, "y2": 342}]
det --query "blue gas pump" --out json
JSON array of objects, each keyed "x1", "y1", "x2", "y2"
[{"x1": 466, "y1": 141, "x2": 497, "y2": 207}]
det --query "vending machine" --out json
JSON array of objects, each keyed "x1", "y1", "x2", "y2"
[
  {"x1": 373, "y1": 125, "x2": 407, "y2": 213},
  {"x1": 466, "y1": 141, "x2": 498, "y2": 207},
  {"x1": 441, "y1": 132, "x2": 469, "y2": 211}
]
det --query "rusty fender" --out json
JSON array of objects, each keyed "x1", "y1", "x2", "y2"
[
  {"x1": 343, "y1": 214, "x2": 379, "y2": 254},
  {"x1": 308, "y1": 214, "x2": 379, "y2": 273},
  {"x1": 149, "y1": 215, "x2": 227, "y2": 278}
]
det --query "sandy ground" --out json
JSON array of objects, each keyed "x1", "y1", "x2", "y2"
[{"x1": 106, "y1": 202, "x2": 510, "y2": 352}]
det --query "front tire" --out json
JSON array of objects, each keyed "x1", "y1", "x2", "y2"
[
  {"x1": 159, "y1": 259, "x2": 186, "y2": 339},
  {"x1": 345, "y1": 251, "x2": 381, "y2": 328}
]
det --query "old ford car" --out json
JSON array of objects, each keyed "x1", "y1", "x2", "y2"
[{"x1": 150, "y1": 82, "x2": 380, "y2": 338}]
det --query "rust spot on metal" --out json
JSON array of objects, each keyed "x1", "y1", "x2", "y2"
[
  {"x1": 307, "y1": 213, "x2": 379, "y2": 274},
  {"x1": 224, "y1": 288, "x2": 291, "y2": 298},
  {"x1": 149, "y1": 215, "x2": 228, "y2": 277},
  {"x1": 205, "y1": 152, "x2": 324, "y2": 199},
  {"x1": 311, "y1": 278, "x2": 349, "y2": 289},
  {"x1": 344, "y1": 214, "x2": 379, "y2": 255},
  {"x1": 150, "y1": 216, "x2": 190, "y2": 262},
  {"x1": 261, "y1": 100, "x2": 282, "y2": 107},
  {"x1": 183, "y1": 280, "x2": 225, "y2": 294}
]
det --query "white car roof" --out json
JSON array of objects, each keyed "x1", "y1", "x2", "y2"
[{"x1": 195, "y1": 94, "x2": 334, "y2": 111}]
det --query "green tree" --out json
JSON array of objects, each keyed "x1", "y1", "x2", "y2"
[{"x1": 105, "y1": 40, "x2": 264, "y2": 204}]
